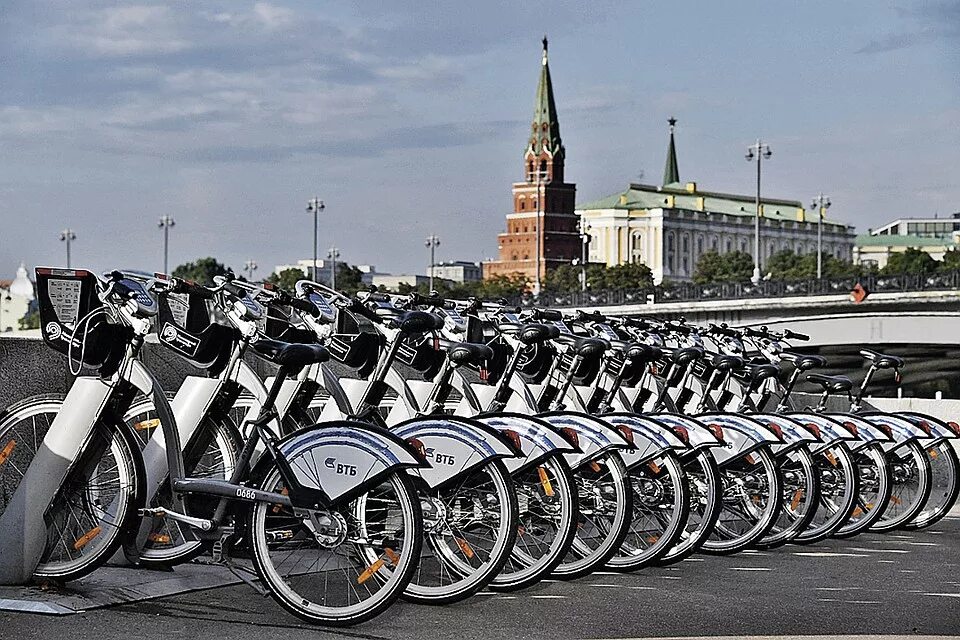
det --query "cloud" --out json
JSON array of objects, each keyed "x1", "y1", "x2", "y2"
[{"x1": 855, "y1": 29, "x2": 940, "y2": 54}]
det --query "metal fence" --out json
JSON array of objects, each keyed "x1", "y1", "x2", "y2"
[{"x1": 511, "y1": 270, "x2": 960, "y2": 308}]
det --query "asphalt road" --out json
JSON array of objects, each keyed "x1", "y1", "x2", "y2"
[{"x1": 2, "y1": 517, "x2": 959, "y2": 640}]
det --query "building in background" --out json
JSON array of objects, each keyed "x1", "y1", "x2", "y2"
[
  {"x1": 483, "y1": 38, "x2": 580, "y2": 284},
  {"x1": 854, "y1": 215, "x2": 960, "y2": 269},
  {"x1": 577, "y1": 120, "x2": 856, "y2": 283},
  {"x1": 371, "y1": 274, "x2": 432, "y2": 291},
  {"x1": 272, "y1": 259, "x2": 379, "y2": 285},
  {"x1": 428, "y1": 261, "x2": 482, "y2": 283}
]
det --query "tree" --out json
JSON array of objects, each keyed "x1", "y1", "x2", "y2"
[
  {"x1": 266, "y1": 267, "x2": 306, "y2": 293},
  {"x1": 693, "y1": 251, "x2": 754, "y2": 284},
  {"x1": 18, "y1": 310, "x2": 39, "y2": 330},
  {"x1": 940, "y1": 248, "x2": 960, "y2": 272},
  {"x1": 592, "y1": 262, "x2": 654, "y2": 290},
  {"x1": 543, "y1": 264, "x2": 582, "y2": 293},
  {"x1": 336, "y1": 264, "x2": 365, "y2": 295},
  {"x1": 172, "y1": 257, "x2": 230, "y2": 285},
  {"x1": 882, "y1": 248, "x2": 938, "y2": 275}
]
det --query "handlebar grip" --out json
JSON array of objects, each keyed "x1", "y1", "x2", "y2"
[
  {"x1": 535, "y1": 309, "x2": 563, "y2": 322},
  {"x1": 286, "y1": 296, "x2": 320, "y2": 317},
  {"x1": 365, "y1": 292, "x2": 391, "y2": 303},
  {"x1": 743, "y1": 327, "x2": 766, "y2": 338},
  {"x1": 172, "y1": 278, "x2": 215, "y2": 300},
  {"x1": 784, "y1": 329, "x2": 809, "y2": 341}
]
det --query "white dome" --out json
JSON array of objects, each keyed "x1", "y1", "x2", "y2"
[{"x1": 9, "y1": 262, "x2": 34, "y2": 300}]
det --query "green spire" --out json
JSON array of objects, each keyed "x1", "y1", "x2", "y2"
[
  {"x1": 662, "y1": 117, "x2": 680, "y2": 186},
  {"x1": 527, "y1": 36, "x2": 563, "y2": 159}
]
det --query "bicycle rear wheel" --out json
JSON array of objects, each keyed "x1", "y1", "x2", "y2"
[
  {"x1": 793, "y1": 443, "x2": 858, "y2": 544},
  {"x1": 903, "y1": 442, "x2": 959, "y2": 530},
  {"x1": 703, "y1": 445, "x2": 781, "y2": 554},
  {"x1": 656, "y1": 450, "x2": 721, "y2": 565},
  {"x1": 870, "y1": 441, "x2": 932, "y2": 532},
  {"x1": 607, "y1": 452, "x2": 689, "y2": 571},
  {"x1": 403, "y1": 459, "x2": 518, "y2": 604},
  {"x1": 249, "y1": 462, "x2": 422, "y2": 626},
  {"x1": 756, "y1": 446, "x2": 820, "y2": 549},
  {"x1": 834, "y1": 443, "x2": 891, "y2": 538},
  {"x1": 552, "y1": 451, "x2": 632, "y2": 579},
  {"x1": 0, "y1": 395, "x2": 143, "y2": 581}
]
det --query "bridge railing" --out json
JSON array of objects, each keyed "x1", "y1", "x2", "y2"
[{"x1": 512, "y1": 270, "x2": 960, "y2": 308}]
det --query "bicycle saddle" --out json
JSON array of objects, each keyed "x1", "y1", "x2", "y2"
[
  {"x1": 749, "y1": 363, "x2": 781, "y2": 383},
  {"x1": 780, "y1": 352, "x2": 827, "y2": 371},
  {"x1": 574, "y1": 337, "x2": 609, "y2": 359},
  {"x1": 448, "y1": 342, "x2": 494, "y2": 366},
  {"x1": 624, "y1": 342, "x2": 661, "y2": 363},
  {"x1": 665, "y1": 346, "x2": 703, "y2": 367},
  {"x1": 518, "y1": 323, "x2": 561, "y2": 345},
  {"x1": 806, "y1": 373, "x2": 853, "y2": 393},
  {"x1": 398, "y1": 310, "x2": 443, "y2": 334},
  {"x1": 712, "y1": 354, "x2": 745, "y2": 372},
  {"x1": 859, "y1": 349, "x2": 904, "y2": 370},
  {"x1": 252, "y1": 339, "x2": 330, "y2": 368}
]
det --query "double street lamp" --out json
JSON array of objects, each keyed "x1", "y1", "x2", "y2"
[
  {"x1": 306, "y1": 197, "x2": 325, "y2": 281},
  {"x1": 327, "y1": 246, "x2": 340, "y2": 290},
  {"x1": 810, "y1": 193, "x2": 832, "y2": 279},
  {"x1": 158, "y1": 215, "x2": 175, "y2": 274},
  {"x1": 244, "y1": 259, "x2": 258, "y2": 282},
  {"x1": 59, "y1": 229, "x2": 77, "y2": 268},
  {"x1": 745, "y1": 139, "x2": 772, "y2": 285},
  {"x1": 425, "y1": 235, "x2": 440, "y2": 291}
]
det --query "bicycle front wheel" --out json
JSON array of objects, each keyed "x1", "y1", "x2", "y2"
[
  {"x1": 870, "y1": 440, "x2": 932, "y2": 532},
  {"x1": 248, "y1": 462, "x2": 422, "y2": 626},
  {"x1": 903, "y1": 441, "x2": 959, "y2": 530},
  {"x1": 0, "y1": 395, "x2": 143, "y2": 582},
  {"x1": 834, "y1": 442, "x2": 891, "y2": 538},
  {"x1": 756, "y1": 446, "x2": 820, "y2": 549}
]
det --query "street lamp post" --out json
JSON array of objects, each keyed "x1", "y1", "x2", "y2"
[
  {"x1": 810, "y1": 193, "x2": 832, "y2": 279},
  {"x1": 306, "y1": 198, "x2": 325, "y2": 281},
  {"x1": 327, "y1": 246, "x2": 340, "y2": 290},
  {"x1": 244, "y1": 259, "x2": 258, "y2": 282},
  {"x1": 745, "y1": 139, "x2": 772, "y2": 285},
  {"x1": 59, "y1": 229, "x2": 76, "y2": 268},
  {"x1": 425, "y1": 235, "x2": 440, "y2": 291},
  {"x1": 579, "y1": 218, "x2": 591, "y2": 291},
  {"x1": 158, "y1": 215, "x2": 176, "y2": 274}
]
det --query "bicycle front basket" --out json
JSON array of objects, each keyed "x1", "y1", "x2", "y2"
[
  {"x1": 35, "y1": 267, "x2": 129, "y2": 373},
  {"x1": 156, "y1": 290, "x2": 238, "y2": 375}
]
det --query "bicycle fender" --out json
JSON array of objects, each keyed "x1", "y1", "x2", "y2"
[
  {"x1": 696, "y1": 413, "x2": 781, "y2": 466},
  {"x1": 751, "y1": 413, "x2": 822, "y2": 456},
  {"x1": 895, "y1": 411, "x2": 956, "y2": 443},
  {"x1": 785, "y1": 413, "x2": 859, "y2": 453},
  {"x1": 859, "y1": 413, "x2": 934, "y2": 448},
  {"x1": 825, "y1": 413, "x2": 894, "y2": 451},
  {"x1": 391, "y1": 416, "x2": 517, "y2": 490},
  {"x1": 474, "y1": 413, "x2": 579, "y2": 475},
  {"x1": 642, "y1": 412, "x2": 725, "y2": 453},
  {"x1": 602, "y1": 414, "x2": 682, "y2": 469},
  {"x1": 277, "y1": 420, "x2": 424, "y2": 504},
  {"x1": 537, "y1": 411, "x2": 632, "y2": 470}
]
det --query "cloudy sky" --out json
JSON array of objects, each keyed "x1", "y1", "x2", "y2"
[{"x1": 1, "y1": 1, "x2": 958, "y2": 278}]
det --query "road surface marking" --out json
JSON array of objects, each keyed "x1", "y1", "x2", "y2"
[
  {"x1": 846, "y1": 547, "x2": 910, "y2": 554},
  {"x1": 530, "y1": 594, "x2": 567, "y2": 599},
  {"x1": 730, "y1": 567, "x2": 771, "y2": 571},
  {"x1": 792, "y1": 552, "x2": 867, "y2": 558},
  {"x1": 923, "y1": 592, "x2": 960, "y2": 598}
]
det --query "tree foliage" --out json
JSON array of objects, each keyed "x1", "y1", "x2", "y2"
[
  {"x1": 266, "y1": 267, "x2": 306, "y2": 292},
  {"x1": 881, "y1": 247, "x2": 938, "y2": 275},
  {"x1": 765, "y1": 250, "x2": 862, "y2": 280},
  {"x1": 171, "y1": 257, "x2": 231, "y2": 285},
  {"x1": 693, "y1": 251, "x2": 754, "y2": 284}
]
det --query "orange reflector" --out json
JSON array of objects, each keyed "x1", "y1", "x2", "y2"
[
  {"x1": 646, "y1": 535, "x2": 659, "y2": 544},
  {"x1": 707, "y1": 424, "x2": 724, "y2": 441},
  {"x1": 744, "y1": 454, "x2": 755, "y2": 465},
  {"x1": 517, "y1": 525, "x2": 525, "y2": 535},
  {"x1": 455, "y1": 537, "x2": 475, "y2": 559},
  {"x1": 73, "y1": 527, "x2": 102, "y2": 551},
  {"x1": 842, "y1": 421, "x2": 859, "y2": 437},
  {"x1": 135, "y1": 418, "x2": 161, "y2": 431},
  {"x1": 917, "y1": 421, "x2": 933, "y2": 436},
  {"x1": 589, "y1": 461, "x2": 602, "y2": 473},
  {"x1": 147, "y1": 533, "x2": 171, "y2": 544},
  {"x1": 852, "y1": 507, "x2": 863, "y2": 518},
  {"x1": 790, "y1": 489, "x2": 803, "y2": 511},
  {"x1": 272, "y1": 487, "x2": 289, "y2": 513},
  {"x1": 672, "y1": 425, "x2": 690, "y2": 444},
  {"x1": 537, "y1": 466, "x2": 554, "y2": 497},
  {"x1": 930, "y1": 448, "x2": 939, "y2": 460},
  {"x1": 947, "y1": 421, "x2": 960, "y2": 437},
  {"x1": 766, "y1": 422, "x2": 784, "y2": 439},
  {"x1": 357, "y1": 558, "x2": 385, "y2": 584},
  {"x1": 805, "y1": 423, "x2": 822, "y2": 438},
  {"x1": 648, "y1": 461, "x2": 661, "y2": 475},
  {"x1": 825, "y1": 452, "x2": 838, "y2": 467},
  {"x1": 0, "y1": 440, "x2": 16, "y2": 466},
  {"x1": 890, "y1": 495, "x2": 902, "y2": 506},
  {"x1": 751, "y1": 494, "x2": 761, "y2": 504},
  {"x1": 384, "y1": 547, "x2": 400, "y2": 565}
]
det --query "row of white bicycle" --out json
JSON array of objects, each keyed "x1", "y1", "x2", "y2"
[{"x1": 0, "y1": 266, "x2": 956, "y2": 626}]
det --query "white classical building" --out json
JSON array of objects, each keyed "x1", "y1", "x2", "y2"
[
  {"x1": 576, "y1": 121, "x2": 856, "y2": 283},
  {"x1": 0, "y1": 263, "x2": 36, "y2": 333},
  {"x1": 854, "y1": 215, "x2": 960, "y2": 269}
]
